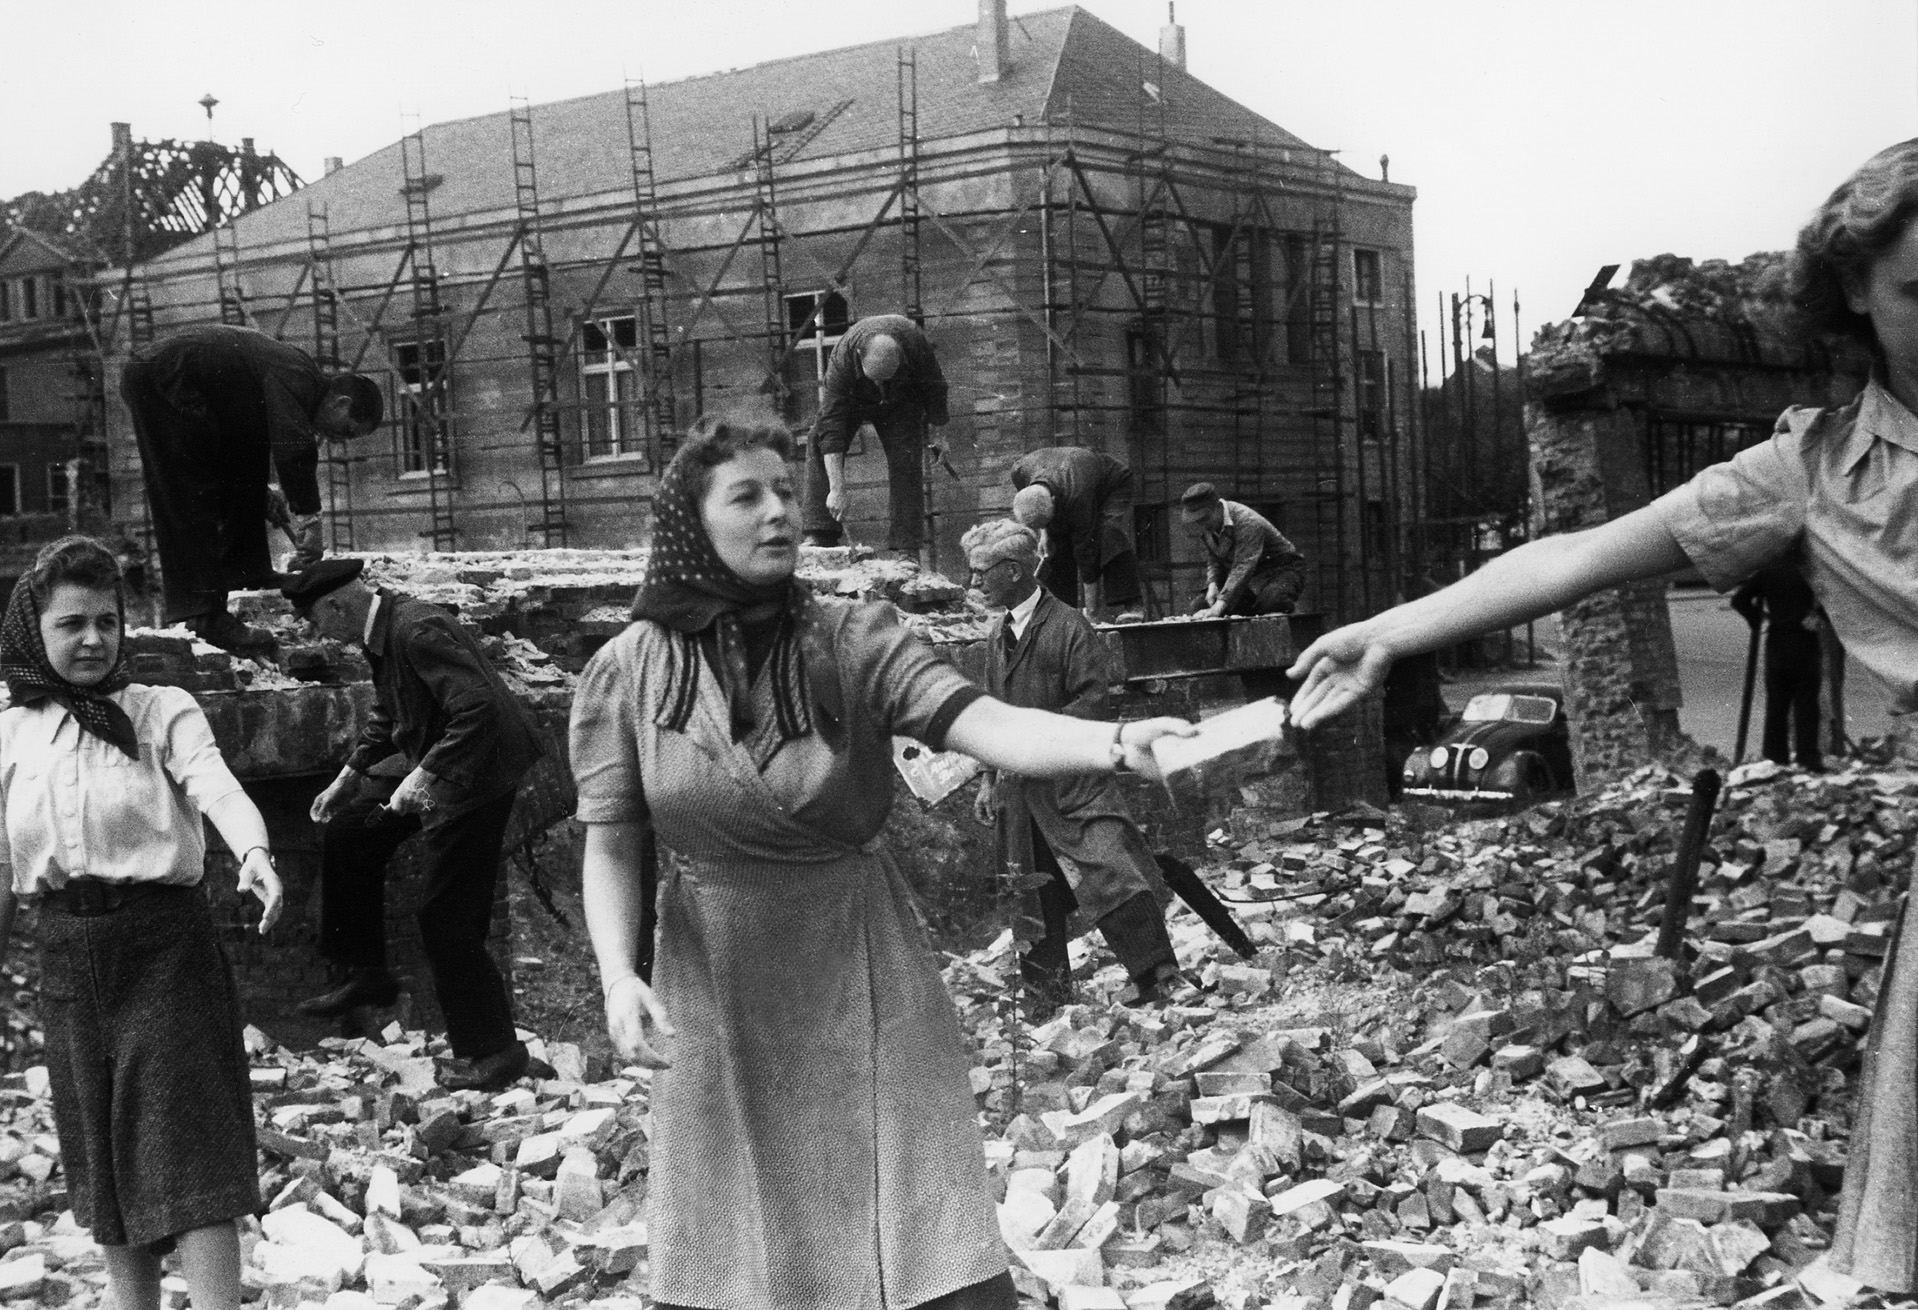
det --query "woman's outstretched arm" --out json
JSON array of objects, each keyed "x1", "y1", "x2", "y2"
[
  {"x1": 944, "y1": 699, "x2": 1195, "y2": 780},
  {"x1": 1287, "y1": 504, "x2": 1691, "y2": 729}
]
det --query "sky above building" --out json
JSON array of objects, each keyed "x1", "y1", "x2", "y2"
[{"x1": 6, "y1": 0, "x2": 1914, "y2": 363}]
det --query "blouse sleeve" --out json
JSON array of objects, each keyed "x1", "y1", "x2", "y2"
[
  {"x1": 1651, "y1": 408, "x2": 1812, "y2": 590},
  {"x1": 843, "y1": 601, "x2": 984, "y2": 751},
  {"x1": 155, "y1": 686, "x2": 248, "y2": 812},
  {"x1": 570, "y1": 631, "x2": 649, "y2": 825}
]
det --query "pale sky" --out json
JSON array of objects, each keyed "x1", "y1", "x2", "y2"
[{"x1": 6, "y1": 0, "x2": 1917, "y2": 357}]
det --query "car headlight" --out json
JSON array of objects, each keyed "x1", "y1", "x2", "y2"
[
  {"x1": 1468, "y1": 747, "x2": 1490, "y2": 771},
  {"x1": 1429, "y1": 747, "x2": 1448, "y2": 769}
]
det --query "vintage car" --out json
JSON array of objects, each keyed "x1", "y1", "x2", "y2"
[{"x1": 1400, "y1": 684, "x2": 1575, "y2": 807}]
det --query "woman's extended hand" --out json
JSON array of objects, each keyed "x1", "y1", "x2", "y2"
[
  {"x1": 605, "y1": 974, "x2": 675, "y2": 1070},
  {"x1": 1118, "y1": 717, "x2": 1199, "y2": 781},
  {"x1": 971, "y1": 776, "x2": 997, "y2": 827},
  {"x1": 238, "y1": 848, "x2": 284, "y2": 933},
  {"x1": 1287, "y1": 628, "x2": 1396, "y2": 730}
]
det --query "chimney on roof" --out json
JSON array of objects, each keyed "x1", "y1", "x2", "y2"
[
  {"x1": 110, "y1": 122, "x2": 133, "y2": 161},
  {"x1": 324, "y1": 156, "x2": 344, "y2": 177},
  {"x1": 1159, "y1": 3, "x2": 1187, "y2": 70},
  {"x1": 977, "y1": 0, "x2": 1010, "y2": 84}
]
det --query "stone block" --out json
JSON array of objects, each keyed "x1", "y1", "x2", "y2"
[
  {"x1": 1576, "y1": 1247, "x2": 1640, "y2": 1298},
  {"x1": 1606, "y1": 957, "x2": 1679, "y2": 1017},
  {"x1": 1211, "y1": 1189, "x2": 1268, "y2": 1244},
  {"x1": 1536, "y1": 1216, "x2": 1608, "y2": 1261},
  {"x1": 1036, "y1": 1134, "x2": 1119, "y2": 1250},
  {"x1": 1361, "y1": 1242, "x2": 1455, "y2": 1278},
  {"x1": 1655, "y1": 1189, "x2": 1799, "y2": 1228},
  {"x1": 1415, "y1": 1102, "x2": 1502, "y2": 1153},
  {"x1": 1597, "y1": 1116, "x2": 1663, "y2": 1151},
  {"x1": 1017, "y1": 1248, "x2": 1105, "y2": 1295},
  {"x1": 1382, "y1": 1267, "x2": 1446, "y2": 1310},
  {"x1": 552, "y1": 1147, "x2": 603, "y2": 1222}
]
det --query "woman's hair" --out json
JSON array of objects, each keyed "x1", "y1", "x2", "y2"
[
  {"x1": 25, "y1": 536, "x2": 123, "y2": 609},
  {"x1": 1790, "y1": 139, "x2": 1918, "y2": 350},
  {"x1": 672, "y1": 413, "x2": 798, "y2": 500}
]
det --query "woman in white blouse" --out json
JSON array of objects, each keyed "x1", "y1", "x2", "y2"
[{"x1": 0, "y1": 536, "x2": 282, "y2": 1310}]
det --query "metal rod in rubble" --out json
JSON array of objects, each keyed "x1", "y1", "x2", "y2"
[{"x1": 1655, "y1": 768, "x2": 1722, "y2": 960}]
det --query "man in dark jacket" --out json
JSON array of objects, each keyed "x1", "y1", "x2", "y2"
[
  {"x1": 802, "y1": 314, "x2": 948, "y2": 555},
  {"x1": 286, "y1": 560, "x2": 546, "y2": 1091},
  {"x1": 1732, "y1": 562, "x2": 1831, "y2": 771},
  {"x1": 1180, "y1": 482, "x2": 1308, "y2": 616},
  {"x1": 120, "y1": 325, "x2": 381, "y2": 653},
  {"x1": 1009, "y1": 445, "x2": 1144, "y2": 617},
  {"x1": 962, "y1": 519, "x2": 1182, "y2": 1016}
]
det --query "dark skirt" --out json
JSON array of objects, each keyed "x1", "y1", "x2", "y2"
[{"x1": 37, "y1": 884, "x2": 261, "y2": 1248}]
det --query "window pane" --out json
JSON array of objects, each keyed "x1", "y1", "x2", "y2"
[
  {"x1": 583, "y1": 373, "x2": 611, "y2": 457},
  {"x1": 612, "y1": 317, "x2": 637, "y2": 350}
]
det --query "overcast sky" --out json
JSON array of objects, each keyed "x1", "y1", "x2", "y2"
[{"x1": 6, "y1": 0, "x2": 1916, "y2": 359}]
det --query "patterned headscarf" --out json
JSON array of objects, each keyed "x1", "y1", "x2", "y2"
[
  {"x1": 0, "y1": 576, "x2": 138, "y2": 759},
  {"x1": 630, "y1": 442, "x2": 814, "y2": 744}
]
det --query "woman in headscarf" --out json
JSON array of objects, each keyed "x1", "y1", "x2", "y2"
[
  {"x1": 0, "y1": 535, "x2": 282, "y2": 1310},
  {"x1": 1287, "y1": 140, "x2": 1918, "y2": 1292},
  {"x1": 570, "y1": 415, "x2": 1196, "y2": 1310}
]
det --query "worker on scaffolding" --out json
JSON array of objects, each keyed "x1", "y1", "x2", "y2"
[
  {"x1": 119, "y1": 325, "x2": 382, "y2": 655},
  {"x1": 1180, "y1": 482, "x2": 1308, "y2": 616},
  {"x1": 963, "y1": 518, "x2": 1188, "y2": 1018},
  {"x1": 803, "y1": 314, "x2": 948, "y2": 561},
  {"x1": 1009, "y1": 445, "x2": 1146, "y2": 620}
]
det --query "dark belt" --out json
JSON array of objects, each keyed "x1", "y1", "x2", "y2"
[{"x1": 39, "y1": 879, "x2": 174, "y2": 918}]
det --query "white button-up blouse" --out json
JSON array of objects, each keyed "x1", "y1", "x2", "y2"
[{"x1": 0, "y1": 684, "x2": 246, "y2": 893}]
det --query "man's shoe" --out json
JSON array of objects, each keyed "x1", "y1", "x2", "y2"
[
  {"x1": 186, "y1": 610, "x2": 278, "y2": 658},
  {"x1": 1127, "y1": 962, "x2": 1203, "y2": 1008},
  {"x1": 438, "y1": 1041, "x2": 531, "y2": 1092},
  {"x1": 297, "y1": 968, "x2": 399, "y2": 1018}
]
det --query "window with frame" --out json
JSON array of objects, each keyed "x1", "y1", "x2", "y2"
[
  {"x1": 1352, "y1": 249, "x2": 1383, "y2": 306},
  {"x1": 394, "y1": 338, "x2": 449, "y2": 475},
  {"x1": 51, "y1": 276, "x2": 66, "y2": 320},
  {"x1": 20, "y1": 278, "x2": 37, "y2": 321},
  {"x1": 0, "y1": 281, "x2": 10, "y2": 322},
  {"x1": 580, "y1": 316, "x2": 642, "y2": 460},
  {"x1": 1357, "y1": 350, "x2": 1387, "y2": 440},
  {"x1": 0, "y1": 367, "x2": 8, "y2": 421},
  {"x1": 786, "y1": 290, "x2": 850, "y2": 402},
  {"x1": 46, "y1": 462, "x2": 69, "y2": 516},
  {"x1": 0, "y1": 467, "x2": 19, "y2": 515},
  {"x1": 1280, "y1": 235, "x2": 1313, "y2": 365}
]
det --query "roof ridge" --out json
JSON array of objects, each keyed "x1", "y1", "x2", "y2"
[{"x1": 408, "y1": 4, "x2": 1084, "y2": 138}]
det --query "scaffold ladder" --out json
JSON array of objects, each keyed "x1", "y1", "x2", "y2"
[
  {"x1": 1307, "y1": 155, "x2": 1347, "y2": 620},
  {"x1": 751, "y1": 116, "x2": 789, "y2": 407},
  {"x1": 401, "y1": 124, "x2": 457, "y2": 551},
  {"x1": 625, "y1": 79, "x2": 679, "y2": 460},
  {"x1": 897, "y1": 48, "x2": 924, "y2": 325},
  {"x1": 511, "y1": 98, "x2": 569, "y2": 547},
  {"x1": 308, "y1": 204, "x2": 359, "y2": 550},
  {"x1": 62, "y1": 259, "x2": 108, "y2": 522},
  {"x1": 212, "y1": 222, "x2": 249, "y2": 326}
]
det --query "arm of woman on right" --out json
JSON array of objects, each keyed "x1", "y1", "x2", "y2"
[{"x1": 1286, "y1": 504, "x2": 1693, "y2": 731}]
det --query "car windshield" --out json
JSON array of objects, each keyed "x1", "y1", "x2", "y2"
[{"x1": 1461, "y1": 693, "x2": 1557, "y2": 726}]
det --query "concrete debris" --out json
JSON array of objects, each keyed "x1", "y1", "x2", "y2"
[
  {"x1": 936, "y1": 759, "x2": 1918, "y2": 1309},
  {"x1": 0, "y1": 669, "x2": 1902, "y2": 1310}
]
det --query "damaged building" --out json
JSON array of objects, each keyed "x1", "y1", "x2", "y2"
[{"x1": 85, "y1": 2, "x2": 1418, "y2": 622}]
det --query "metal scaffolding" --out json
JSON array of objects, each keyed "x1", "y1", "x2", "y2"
[
  {"x1": 399, "y1": 124, "x2": 457, "y2": 550},
  {"x1": 510, "y1": 99, "x2": 569, "y2": 547}
]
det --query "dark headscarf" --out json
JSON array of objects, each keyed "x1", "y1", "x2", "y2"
[
  {"x1": 0, "y1": 576, "x2": 138, "y2": 759},
  {"x1": 630, "y1": 445, "x2": 818, "y2": 744}
]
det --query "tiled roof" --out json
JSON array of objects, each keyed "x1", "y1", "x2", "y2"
[
  {"x1": 0, "y1": 229, "x2": 85, "y2": 276},
  {"x1": 148, "y1": 6, "x2": 1324, "y2": 269}
]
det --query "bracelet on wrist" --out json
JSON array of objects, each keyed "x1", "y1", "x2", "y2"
[
  {"x1": 1109, "y1": 721, "x2": 1132, "y2": 774},
  {"x1": 240, "y1": 845, "x2": 272, "y2": 866},
  {"x1": 604, "y1": 972, "x2": 645, "y2": 1000}
]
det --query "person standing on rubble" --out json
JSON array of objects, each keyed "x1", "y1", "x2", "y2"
[
  {"x1": 801, "y1": 313, "x2": 949, "y2": 560},
  {"x1": 0, "y1": 535, "x2": 283, "y2": 1310},
  {"x1": 963, "y1": 518, "x2": 1185, "y2": 1015},
  {"x1": 569, "y1": 414, "x2": 1194, "y2": 1310},
  {"x1": 1731, "y1": 562, "x2": 1829, "y2": 771},
  {"x1": 1008, "y1": 445, "x2": 1146, "y2": 619},
  {"x1": 119, "y1": 325, "x2": 382, "y2": 656},
  {"x1": 1285, "y1": 139, "x2": 1918, "y2": 1294},
  {"x1": 289, "y1": 559, "x2": 546, "y2": 1092}
]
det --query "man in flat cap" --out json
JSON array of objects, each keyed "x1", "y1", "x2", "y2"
[
  {"x1": 962, "y1": 518, "x2": 1184, "y2": 1016},
  {"x1": 1009, "y1": 445, "x2": 1145, "y2": 620},
  {"x1": 121, "y1": 324, "x2": 382, "y2": 654},
  {"x1": 285, "y1": 560, "x2": 545, "y2": 1091},
  {"x1": 803, "y1": 313, "x2": 948, "y2": 559},
  {"x1": 1180, "y1": 482, "x2": 1308, "y2": 617}
]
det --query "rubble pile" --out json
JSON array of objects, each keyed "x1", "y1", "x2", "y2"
[
  {"x1": 0, "y1": 710, "x2": 1904, "y2": 1308},
  {"x1": 943, "y1": 758, "x2": 1918, "y2": 1310}
]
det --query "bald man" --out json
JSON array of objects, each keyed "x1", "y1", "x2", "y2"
[
  {"x1": 802, "y1": 314, "x2": 948, "y2": 556},
  {"x1": 1010, "y1": 446, "x2": 1144, "y2": 619}
]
